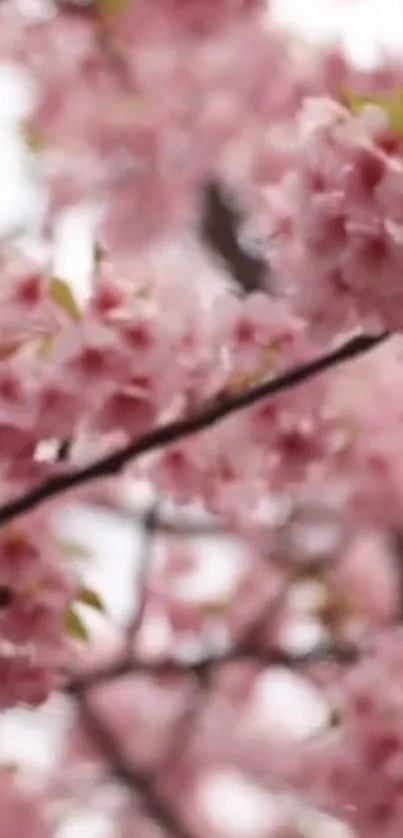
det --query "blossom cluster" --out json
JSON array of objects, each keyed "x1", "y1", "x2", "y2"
[{"x1": 266, "y1": 97, "x2": 403, "y2": 335}]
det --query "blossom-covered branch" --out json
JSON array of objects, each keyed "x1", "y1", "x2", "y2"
[{"x1": 0, "y1": 330, "x2": 388, "y2": 529}]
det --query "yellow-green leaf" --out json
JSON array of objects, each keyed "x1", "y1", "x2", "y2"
[
  {"x1": 77, "y1": 586, "x2": 106, "y2": 614},
  {"x1": 99, "y1": 0, "x2": 133, "y2": 19},
  {"x1": 261, "y1": 344, "x2": 280, "y2": 374},
  {"x1": 65, "y1": 605, "x2": 90, "y2": 642},
  {"x1": 58, "y1": 539, "x2": 92, "y2": 560},
  {"x1": 341, "y1": 86, "x2": 378, "y2": 112},
  {"x1": 342, "y1": 86, "x2": 403, "y2": 134},
  {"x1": 37, "y1": 332, "x2": 56, "y2": 360},
  {"x1": 21, "y1": 121, "x2": 46, "y2": 153},
  {"x1": 202, "y1": 601, "x2": 225, "y2": 617},
  {"x1": 50, "y1": 277, "x2": 81, "y2": 322}
]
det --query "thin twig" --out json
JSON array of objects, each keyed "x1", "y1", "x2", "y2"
[
  {"x1": 125, "y1": 504, "x2": 159, "y2": 653},
  {"x1": 87, "y1": 502, "x2": 224, "y2": 538},
  {"x1": 154, "y1": 670, "x2": 208, "y2": 783},
  {"x1": 76, "y1": 689, "x2": 195, "y2": 838},
  {"x1": 391, "y1": 530, "x2": 403, "y2": 620},
  {"x1": 56, "y1": 439, "x2": 72, "y2": 463},
  {"x1": 66, "y1": 639, "x2": 359, "y2": 695},
  {"x1": 0, "y1": 331, "x2": 388, "y2": 529}
]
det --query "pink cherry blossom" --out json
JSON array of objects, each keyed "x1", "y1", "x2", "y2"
[
  {"x1": 0, "y1": 771, "x2": 49, "y2": 838},
  {"x1": 266, "y1": 96, "x2": 403, "y2": 334}
]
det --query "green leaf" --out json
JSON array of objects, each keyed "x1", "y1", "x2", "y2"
[
  {"x1": 21, "y1": 121, "x2": 46, "y2": 153},
  {"x1": 65, "y1": 605, "x2": 90, "y2": 642},
  {"x1": 37, "y1": 332, "x2": 56, "y2": 360},
  {"x1": 99, "y1": 0, "x2": 133, "y2": 19},
  {"x1": 342, "y1": 86, "x2": 403, "y2": 134},
  {"x1": 341, "y1": 86, "x2": 378, "y2": 112},
  {"x1": 50, "y1": 277, "x2": 81, "y2": 322},
  {"x1": 58, "y1": 538, "x2": 92, "y2": 560},
  {"x1": 77, "y1": 586, "x2": 106, "y2": 614}
]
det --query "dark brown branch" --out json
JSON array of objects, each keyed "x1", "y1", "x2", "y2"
[
  {"x1": 57, "y1": 439, "x2": 72, "y2": 462},
  {"x1": 392, "y1": 530, "x2": 403, "y2": 619},
  {"x1": 0, "y1": 331, "x2": 388, "y2": 529},
  {"x1": 125, "y1": 504, "x2": 158, "y2": 651},
  {"x1": 76, "y1": 689, "x2": 195, "y2": 838},
  {"x1": 66, "y1": 639, "x2": 359, "y2": 695},
  {"x1": 154, "y1": 669, "x2": 208, "y2": 783},
  {"x1": 201, "y1": 183, "x2": 267, "y2": 293},
  {"x1": 87, "y1": 501, "x2": 224, "y2": 538}
]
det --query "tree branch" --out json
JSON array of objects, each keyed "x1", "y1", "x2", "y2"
[
  {"x1": 76, "y1": 688, "x2": 195, "y2": 838},
  {"x1": 154, "y1": 669, "x2": 209, "y2": 784},
  {"x1": 66, "y1": 639, "x2": 359, "y2": 695},
  {"x1": 125, "y1": 504, "x2": 158, "y2": 652},
  {"x1": 87, "y1": 501, "x2": 224, "y2": 538},
  {"x1": 0, "y1": 330, "x2": 388, "y2": 529}
]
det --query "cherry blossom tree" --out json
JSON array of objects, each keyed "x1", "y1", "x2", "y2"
[{"x1": 1, "y1": 1, "x2": 403, "y2": 836}]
